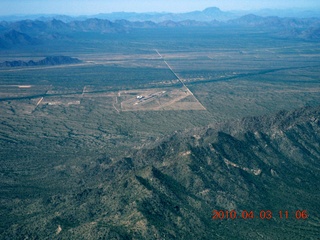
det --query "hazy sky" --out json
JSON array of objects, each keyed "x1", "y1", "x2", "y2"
[{"x1": 1, "y1": 0, "x2": 320, "y2": 15}]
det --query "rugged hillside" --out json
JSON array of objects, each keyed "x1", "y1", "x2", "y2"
[
  {"x1": 0, "y1": 29, "x2": 37, "y2": 48},
  {"x1": 1, "y1": 105, "x2": 319, "y2": 239},
  {"x1": 300, "y1": 26, "x2": 320, "y2": 39}
]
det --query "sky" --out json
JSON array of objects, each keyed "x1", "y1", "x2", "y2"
[{"x1": 1, "y1": 0, "x2": 320, "y2": 16}]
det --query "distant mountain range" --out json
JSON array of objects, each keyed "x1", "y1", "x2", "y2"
[
  {"x1": 0, "y1": 7, "x2": 234, "y2": 23},
  {"x1": 0, "y1": 12, "x2": 319, "y2": 49},
  {"x1": 0, "y1": 56, "x2": 82, "y2": 67},
  {"x1": 1, "y1": 7, "x2": 320, "y2": 22},
  {"x1": 91, "y1": 7, "x2": 236, "y2": 22}
]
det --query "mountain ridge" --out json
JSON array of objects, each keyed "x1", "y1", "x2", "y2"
[
  {"x1": 3, "y1": 105, "x2": 318, "y2": 239},
  {"x1": 0, "y1": 15, "x2": 319, "y2": 49}
]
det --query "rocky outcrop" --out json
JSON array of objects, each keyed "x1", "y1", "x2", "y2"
[{"x1": 0, "y1": 56, "x2": 82, "y2": 67}]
